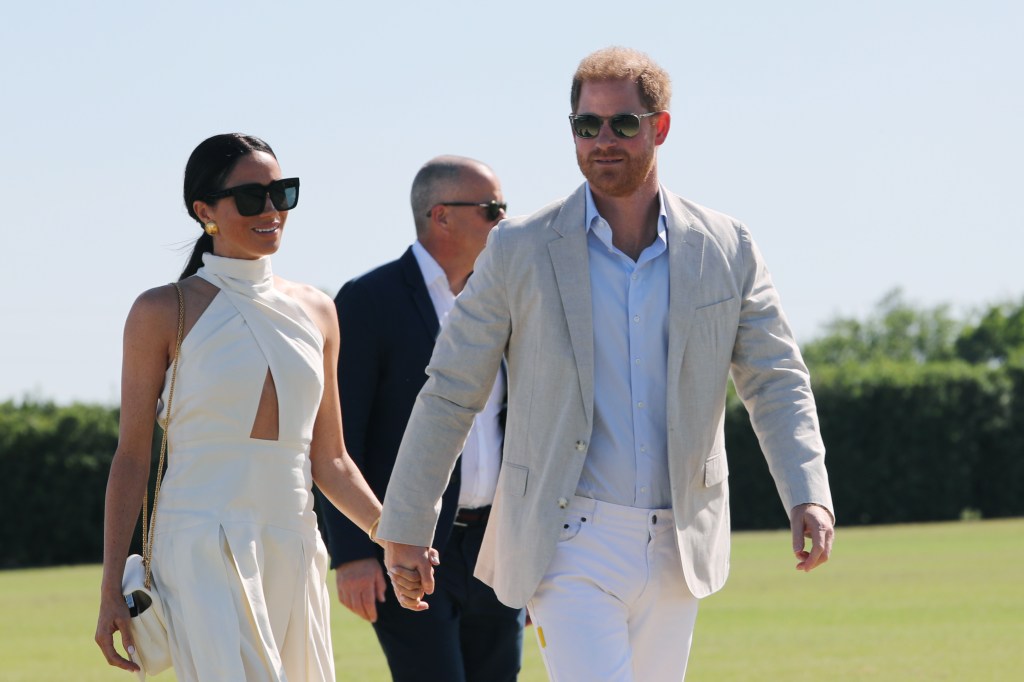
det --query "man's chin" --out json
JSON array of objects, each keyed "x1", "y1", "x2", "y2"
[
  {"x1": 581, "y1": 161, "x2": 654, "y2": 198},
  {"x1": 585, "y1": 175, "x2": 641, "y2": 198}
]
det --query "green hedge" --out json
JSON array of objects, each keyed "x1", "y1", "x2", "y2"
[
  {"x1": 0, "y1": 401, "x2": 154, "y2": 569},
  {"x1": 725, "y1": 360, "x2": 1023, "y2": 529},
  {"x1": 2, "y1": 361, "x2": 1022, "y2": 567}
]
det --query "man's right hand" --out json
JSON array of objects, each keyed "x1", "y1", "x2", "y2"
[
  {"x1": 335, "y1": 558, "x2": 387, "y2": 622},
  {"x1": 383, "y1": 541, "x2": 439, "y2": 611}
]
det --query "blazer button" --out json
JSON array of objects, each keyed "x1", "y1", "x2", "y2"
[
  {"x1": 557, "y1": 497, "x2": 568, "y2": 509},
  {"x1": 575, "y1": 440, "x2": 587, "y2": 452}
]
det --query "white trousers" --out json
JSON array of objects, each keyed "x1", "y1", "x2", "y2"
[{"x1": 527, "y1": 496, "x2": 699, "y2": 682}]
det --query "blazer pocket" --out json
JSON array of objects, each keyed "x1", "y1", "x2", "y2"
[
  {"x1": 694, "y1": 296, "x2": 737, "y2": 322},
  {"x1": 501, "y1": 462, "x2": 529, "y2": 497},
  {"x1": 704, "y1": 452, "x2": 729, "y2": 487}
]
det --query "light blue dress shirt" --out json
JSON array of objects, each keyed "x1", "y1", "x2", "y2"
[{"x1": 575, "y1": 185, "x2": 672, "y2": 509}]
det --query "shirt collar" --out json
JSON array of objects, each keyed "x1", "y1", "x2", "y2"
[
  {"x1": 584, "y1": 183, "x2": 668, "y2": 252},
  {"x1": 411, "y1": 240, "x2": 451, "y2": 294}
]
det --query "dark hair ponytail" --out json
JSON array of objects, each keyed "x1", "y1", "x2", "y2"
[
  {"x1": 179, "y1": 133, "x2": 276, "y2": 280},
  {"x1": 180, "y1": 232, "x2": 215, "y2": 281}
]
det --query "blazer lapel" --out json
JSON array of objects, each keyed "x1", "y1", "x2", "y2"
[
  {"x1": 548, "y1": 186, "x2": 595, "y2": 428},
  {"x1": 399, "y1": 247, "x2": 441, "y2": 338},
  {"x1": 665, "y1": 193, "x2": 705, "y2": 379}
]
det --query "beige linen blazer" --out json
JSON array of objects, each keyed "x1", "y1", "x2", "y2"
[{"x1": 379, "y1": 184, "x2": 832, "y2": 608}]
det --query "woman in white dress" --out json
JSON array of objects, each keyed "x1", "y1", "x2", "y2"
[{"x1": 96, "y1": 133, "x2": 404, "y2": 680}]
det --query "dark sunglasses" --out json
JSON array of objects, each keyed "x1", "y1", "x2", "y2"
[
  {"x1": 568, "y1": 111, "x2": 662, "y2": 139},
  {"x1": 427, "y1": 200, "x2": 507, "y2": 221},
  {"x1": 205, "y1": 177, "x2": 300, "y2": 216}
]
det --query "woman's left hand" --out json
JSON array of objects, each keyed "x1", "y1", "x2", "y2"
[{"x1": 95, "y1": 590, "x2": 141, "y2": 673}]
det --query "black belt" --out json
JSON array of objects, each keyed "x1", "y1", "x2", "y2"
[{"x1": 453, "y1": 506, "x2": 491, "y2": 527}]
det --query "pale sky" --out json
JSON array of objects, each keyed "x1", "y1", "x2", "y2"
[{"x1": 2, "y1": 1, "x2": 1021, "y2": 404}]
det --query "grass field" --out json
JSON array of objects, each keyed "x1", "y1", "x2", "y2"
[{"x1": 1, "y1": 518, "x2": 1020, "y2": 681}]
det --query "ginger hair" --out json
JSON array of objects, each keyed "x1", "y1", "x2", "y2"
[{"x1": 570, "y1": 46, "x2": 672, "y2": 113}]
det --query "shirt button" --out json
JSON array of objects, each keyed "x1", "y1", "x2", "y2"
[
  {"x1": 635, "y1": 358, "x2": 641, "y2": 365},
  {"x1": 575, "y1": 440, "x2": 587, "y2": 452},
  {"x1": 633, "y1": 315, "x2": 640, "y2": 323},
  {"x1": 631, "y1": 273, "x2": 638, "y2": 280},
  {"x1": 557, "y1": 497, "x2": 568, "y2": 509},
  {"x1": 637, "y1": 401, "x2": 645, "y2": 409}
]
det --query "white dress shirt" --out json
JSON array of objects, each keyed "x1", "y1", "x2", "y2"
[{"x1": 411, "y1": 241, "x2": 505, "y2": 509}]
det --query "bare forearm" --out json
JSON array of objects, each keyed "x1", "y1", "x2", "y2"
[
  {"x1": 99, "y1": 451, "x2": 150, "y2": 598},
  {"x1": 313, "y1": 454, "x2": 382, "y2": 535}
]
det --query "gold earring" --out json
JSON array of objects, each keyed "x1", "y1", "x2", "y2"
[{"x1": 204, "y1": 221, "x2": 219, "y2": 236}]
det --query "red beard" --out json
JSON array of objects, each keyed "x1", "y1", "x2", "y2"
[{"x1": 576, "y1": 144, "x2": 656, "y2": 198}]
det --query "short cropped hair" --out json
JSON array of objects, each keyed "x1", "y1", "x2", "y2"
[
  {"x1": 410, "y1": 156, "x2": 488, "y2": 236},
  {"x1": 570, "y1": 46, "x2": 672, "y2": 114}
]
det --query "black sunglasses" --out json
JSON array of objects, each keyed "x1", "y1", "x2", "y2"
[
  {"x1": 427, "y1": 200, "x2": 507, "y2": 221},
  {"x1": 568, "y1": 111, "x2": 662, "y2": 139},
  {"x1": 205, "y1": 177, "x2": 300, "y2": 216}
]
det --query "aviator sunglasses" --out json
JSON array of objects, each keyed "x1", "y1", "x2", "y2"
[
  {"x1": 427, "y1": 200, "x2": 507, "y2": 221},
  {"x1": 569, "y1": 111, "x2": 663, "y2": 139},
  {"x1": 205, "y1": 177, "x2": 300, "y2": 216}
]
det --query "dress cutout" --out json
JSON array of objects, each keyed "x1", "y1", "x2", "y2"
[{"x1": 152, "y1": 253, "x2": 332, "y2": 681}]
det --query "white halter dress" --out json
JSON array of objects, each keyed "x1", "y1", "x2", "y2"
[{"x1": 152, "y1": 253, "x2": 333, "y2": 682}]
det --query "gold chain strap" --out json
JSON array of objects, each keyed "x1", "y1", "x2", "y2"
[{"x1": 141, "y1": 283, "x2": 185, "y2": 590}]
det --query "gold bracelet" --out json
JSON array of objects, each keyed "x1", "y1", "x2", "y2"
[{"x1": 367, "y1": 516, "x2": 382, "y2": 543}]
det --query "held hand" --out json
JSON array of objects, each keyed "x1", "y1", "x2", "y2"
[
  {"x1": 790, "y1": 503, "x2": 835, "y2": 572},
  {"x1": 95, "y1": 590, "x2": 140, "y2": 673},
  {"x1": 335, "y1": 558, "x2": 387, "y2": 623},
  {"x1": 382, "y1": 541, "x2": 440, "y2": 611}
]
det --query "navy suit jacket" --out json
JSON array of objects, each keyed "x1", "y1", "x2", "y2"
[{"x1": 321, "y1": 247, "x2": 462, "y2": 568}]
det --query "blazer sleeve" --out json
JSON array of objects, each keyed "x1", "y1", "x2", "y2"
[
  {"x1": 728, "y1": 223, "x2": 833, "y2": 518},
  {"x1": 379, "y1": 227, "x2": 512, "y2": 545},
  {"x1": 320, "y1": 278, "x2": 382, "y2": 567}
]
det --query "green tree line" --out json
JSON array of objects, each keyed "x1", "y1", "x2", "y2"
[
  {"x1": 729, "y1": 290, "x2": 1024, "y2": 528},
  {"x1": 2, "y1": 290, "x2": 1022, "y2": 567}
]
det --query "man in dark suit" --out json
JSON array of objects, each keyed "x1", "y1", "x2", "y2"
[{"x1": 320, "y1": 156, "x2": 524, "y2": 681}]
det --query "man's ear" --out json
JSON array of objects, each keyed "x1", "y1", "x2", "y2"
[
  {"x1": 654, "y1": 111, "x2": 671, "y2": 146},
  {"x1": 432, "y1": 205, "x2": 451, "y2": 229}
]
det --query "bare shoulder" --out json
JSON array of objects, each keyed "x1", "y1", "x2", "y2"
[
  {"x1": 129, "y1": 277, "x2": 218, "y2": 337},
  {"x1": 276, "y1": 277, "x2": 338, "y2": 336},
  {"x1": 176, "y1": 274, "x2": 219, "y2": 302},
  {"x1": 121, "y1": 284, "x2": 182, "y2": 367},
  {"x1": 127, "y1": 284, "x2": 179, "y2": 332}
]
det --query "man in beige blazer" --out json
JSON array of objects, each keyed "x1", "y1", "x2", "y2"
[{"x1": 379, "y1": 46, "x2": 834, "y2": 681}]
